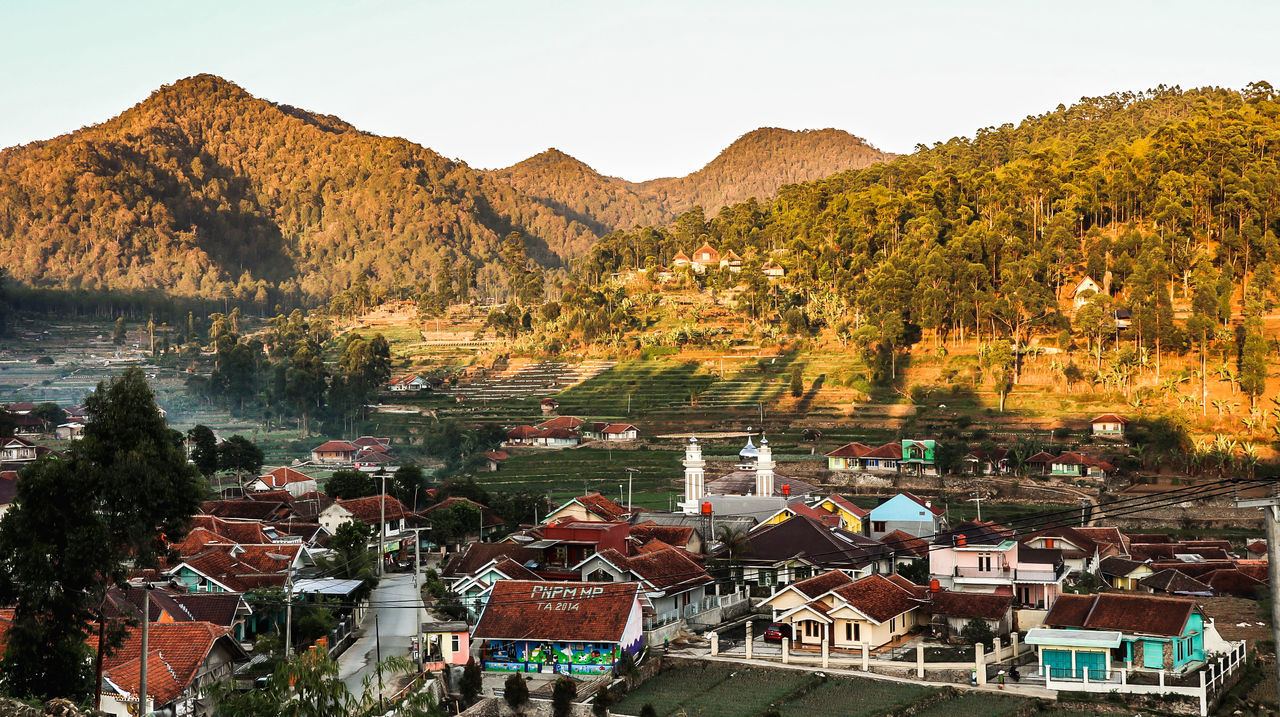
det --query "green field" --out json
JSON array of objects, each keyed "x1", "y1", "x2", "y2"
[
  {"x1": 472, "y1": 447, "x2": 683, "y2": 510},
  {"x1": 552, "y1": 359, "x2": 718, "y2": 415}
]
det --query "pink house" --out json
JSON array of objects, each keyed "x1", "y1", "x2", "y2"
[
  {"x1": 420, "y1": 620, "x2": 470, "y2": 670},
  {"x1": 929, "y1": 521, "x2": 1067, "y2": 611}
]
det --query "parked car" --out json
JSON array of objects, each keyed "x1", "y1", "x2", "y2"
[{"x1": 763, "y1": 623, "x2": 792, "y2": 642}]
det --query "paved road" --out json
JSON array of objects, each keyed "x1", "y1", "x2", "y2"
[{"x1": 338, "y1": 572, "x2": 421, "y2": 699}]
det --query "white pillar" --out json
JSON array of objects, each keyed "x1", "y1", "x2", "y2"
[
  {"x1": 1010, "y1": 632, "x2": 1019, "y2": 659},
  {"x1": 916, "y1": 643, "x2": 925, "y2": 679},
  {"x1": 822, "y1": 639, "x2": 829, "y2": 669},
  {"x1": 710, "y1": 632, "x2": 719, "y2": 656},
  {"x1": 745, "y1": 621, "x2": 753, "y2": 660},
  {"x1": 975, "y1": 643, "x2": 986, "y2": 685},
  {"x1": 1159, "y1": 669, "x2": 1165, "y2": 687},
  {"x1": 862, "y1": 642, "x2": 869, "y2": 671},
  {"x1": 782, "y1": 637, "x2": 790, "y2": 664}
]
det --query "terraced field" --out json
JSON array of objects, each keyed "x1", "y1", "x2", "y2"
[{"x1": 472, "y1": 447, "x2": 683, "y2": 510}]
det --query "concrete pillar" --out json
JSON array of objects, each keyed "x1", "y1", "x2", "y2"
[
  {"x1": 1010, "y1": 632, "x2": 1019, "y2": 659},
  {"x1": 822, "y1": 639, "x2": 829, "y2": 669},
  {"x1": 916, "y1": 643, "x2": 925, "y2": 679},
  {"x1": 975, "y1": 643, "x2": 986, "y2": 685},
  {"x1": 861, "y1": 642, "x2": 869, "y2": 671},
  {"x1": 1120, "y1": 668, "x2": 1127, "y2": 685},
  {"x1": 1159, "y1": 669, "x2": 1165, "y2": 687},
  {"x1": 710, "y1": 631, "x2": 719, "y2": 656},
  {"x1": 745, "y1": 621, "x2": 753, "y2": 660},
  {"x1": 782, "y1": 638, "x2": 790, "y2": 664}
]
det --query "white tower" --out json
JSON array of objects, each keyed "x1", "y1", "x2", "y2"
[
  {"x1": 755, "y1": 436, "x2": 775, "y2": 497},
  {"x1": 681, "y1": 436, "x2": 706, "y2": 514}
]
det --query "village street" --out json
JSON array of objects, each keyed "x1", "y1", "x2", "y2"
[{"x1": 338, "y1": 572, "x2": 421, "y2": 699}]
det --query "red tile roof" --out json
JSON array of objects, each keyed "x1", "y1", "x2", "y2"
[
  {"x1": 929, "y1": 590, "x2": 1013, "y2": 620},
  {"x1": 821, "y1": 495, "x2": 869, "y2": 519},
  {"x1": 1045, "y1": 593, "x2": 1196, "y2": 637},
  {"x1": 507, "y1": 425, "x2": 541, "y2": 439},
  {"x1": 880, "y1": 530, "x2": 929, "y2": 558},
  {"x1": 864, "y1": 442, "x2": 903, "y2": 459},
  {"x1": 629, "y1": 523, "x2": 695, "y2": 548},
  {"x1": 825, "y1": 442, "x2": 872, "y2": 458},
  {"x1": 786, "y1": 503, "x2": 842, "y2": 527},
  {"x1": 472, "y1": 580, "x2": 642, "y2": 643},
  {"x1": 828, "y1": 574, "x2": 921, "y2": 623},
  {"x1": 1090, "y1": 414, "x2": 1129, "y2": 424},
  {"x1": 442, "y1": 543, "x2": 544, "y2": 579},
  {"x1": 101, "y1": 622, "x2": 245, "y2": 705},
  {"x1": 190, "y1": 515, "x2": 273, "y2": 543},
  {"x1": 1247, "y1": 540, "x2": 1268, "y2": 555},
  {"x1": 312, "y1": 440, "x2": 357, "y2": 453},
  {"x1": 601, "y1": 423, "x2": 638, "y2": 435},
  {"x1": 574, "y1": 493, "x2": 630, "y2": 521},
  {"x1": 259, "y1": 466, "x2": 315, "y2": 488},
  {"x1": 336, "y1": 494, "x2": 415, "y2": 523},
  {"x1": 1024, "y1": 451, "x2": 1056, "y2": 464},
  {"x1": 788, "y1": 570, "x2": 855, "y2": 599},
  {"x1": 536, "y1": 416, "x2": 584, "y2": 430},
  {"x1": 900, "y1": 491, "x2": 945, "y2": 516}
]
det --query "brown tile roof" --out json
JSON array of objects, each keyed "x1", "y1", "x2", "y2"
[
  {"x1": 727, "y1": 515, "x2": 886, "y2": 569},
  {"x1": 864, "y1": 442, "x2": 902, "y2": 459},
  {"x1": 537, "y1": 427, "x2": 580, "y2": 439},
  {"x1": 337, "y1": 494, "x2": 415, "y2": 523},
  {"x1": 246, "y1": 489, "x2": 294, "y2": 504},
  {"x1": 880, "y1": 530, "x2": 929, "y2": 558},
  {"x1": 1140, "y1": 569, "x2": 1214, "y2": 596},
  {"x1": 442, "y1": 543, "x2": 543, "y2": 579},
  {"x1": 352, "y1": 436, "x2": 391, "y2": 448},
  {"x1": 312, "y1": 440, "x2": 357, "y2": 453},
  {"x1": 1201, "y1": 568, "x2": 1267, "y2": 597},
  {"x1": 1099, "y1": 556, "x2": 1147, "y2": 577},
  {"x1": 1045, "y1": 593, "x2": 1196, "y2": 637},
  {"x1": 200, "y1": 499, "x2": 291, "y2": 522},
  {"x1": 536, "y1": 416, "x2": 584, "y2": 430},
  {"x1": 786, "y1": 503, "x2": 842, "y2": 527},
  {"x1": 259, "y1": 466, "x2": 315, "y2": 487},
  {"x1": 190, "y1": 515, "x2": 273, "y2": 544},
  {"x1": 472, "y1": 580, "x2": 642, "y2": 642},
  {"x1": 507, "y1": 425, "x2": 541, "y2": 439},
  {"x1": 1246, "y1": 540, "x2": 1267, "y2": 554},
  {"x1": 575, "y1": 493, "x2": 629, "y2": 521},
  {"x1": 487, "y1": 557, "x2": 541, "y2": 581},
  {"x1": 789, "y1": 570, "x2": 855, "y2": 599},
  {"x1": 929, "y1": 590, "x2": 1013, "y2": 620},
  {"x1": 1076, "y1": 527, "x2": 1129, "y2": 554},
  {"x1": 829, "y1": 574, "x2": 921, "y2": 623},
  {"x1": 825, "y1": 442, "x2": 872, "y2": 458},
  {"x1": 1024, "y1": 451, "x2": 1056, "y2": 464},
  {"x1": 629, "y1": 523, "x2": 695, "y2": 548},
  {"x1": 593, "y1": 547, "x2": 713, "y2": 593},
  {"x1": 102, "y1": 622, "x2": 245, "y2": 705},
  {"x1": 1090, "y1": 413, "x2": 1129, "y2": 424}
]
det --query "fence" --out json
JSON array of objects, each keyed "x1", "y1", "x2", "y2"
[
  {"x1": 1042, "y1": 641, "x2": 1247, "y2": 717},
  {"x1": 643, "y1": 589, "x2": 748, "y2": 630}
]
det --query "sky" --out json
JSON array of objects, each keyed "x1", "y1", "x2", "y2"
[{"x1": 2, "y1": 0, "x2": 1279, "y2": 181}]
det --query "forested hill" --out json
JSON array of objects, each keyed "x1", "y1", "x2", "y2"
[
  {"x1": 0, "y1": 75, "x2": 887, "y2": 305},
  {"x1": 492, "y1": 128, "x2": 894, "y2": 233},
  {"x1": 584, "y1": 84, "x2": 1280, "y2": 374},
  {"x1": 0, "y1": 74, "x2": 616, "y2": 302}
]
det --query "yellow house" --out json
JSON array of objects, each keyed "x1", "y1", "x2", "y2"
[
  {"x1": 768, "y1": 572, "x2": 924, "y2": 650},
  {"x1": 1099, "y1": 556, "x2": 1153, "y2": 590},
  {"x1": 541, "y1": 493, "x2": 630, "y2": 524},
  {"x1": 761, "y1": 570, "x2": 857, "y2": 619},
  {"x1": 815, "y1": 495, "x2": 869, "y2": 534}
]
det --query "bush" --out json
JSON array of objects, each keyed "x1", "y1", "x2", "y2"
[
  {"x1": 35, "y1": 356, "x2": 53, "y2": 365},
  {"x1": 552, "y1": 677, "x2": 577, "y2": 717},
  {"x1": 504, "y1": 673, "x2": 529, "y2": 712},
  {"x1": 1052, "y1": 427, "x2": 1073, "y2": 440},
  {"x1": 592, "y1": 685, "x2": 615, "y2": 716},
  {"x1": 960, "y1": 617, "x2": 996, "y2": 648},
  {"x1": 460, "y1": 657, "x2": 482, "y2": 704},
  {"x1": 640, "y1": 704, "x2": 657, "y2": 717},
  {"x1": 790, "y1": 366, "x2": 804, "y2": 397}
]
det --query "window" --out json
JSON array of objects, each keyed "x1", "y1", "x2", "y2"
[
  {"x1": 451, "y1": 635, "x2": 460, "y2": 653},
  {"x1": 854, "y1": 623, "x2": 861, "y2": 641},
  {"x1": 873, "y1": 521, "x2": 887, "y2": 533},
  {"x1": 845, "y1": 623, "x2": 852, "y2": 641},
  {"x1": 890, "y1": 617, "x2": 896, "y2": 632}
]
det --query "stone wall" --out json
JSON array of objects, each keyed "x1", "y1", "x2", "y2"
[{"x1": 0, "y1": 699, "x2": 108, "y2": 717}]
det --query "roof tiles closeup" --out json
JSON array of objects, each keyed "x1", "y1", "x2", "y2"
[{"x1": 1045, "y1": 593, "x2": 1196, "y2": 637}]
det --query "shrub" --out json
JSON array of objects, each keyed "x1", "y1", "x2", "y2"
[
  {"x1": 592, "y1": 685, "x2": 615, "y2": 716},
  {"x1": 640, "y1": 704, "x2": 657, "y2": 717},
  {"x1": 960, "y1": 617, "x2": 996, "y2": 649},
  {"x1": 552, "y1": 676, "x2": 577, "y2": 717},
  {"x1": 504, "y1": 673, "x2": 529, "y2": 712},
  {"x1": 35, "y1": 356, "x2": 53, "y2": 365},
  {"x1": 1052, "y1": 427, "x2": 1073, "y2": 440},
  {"x1": 790, "y1": 366, "x2": 804, "y2": 397},
  {"x1": 459, "y1": 657, "x2": 482, "y2": 704}
]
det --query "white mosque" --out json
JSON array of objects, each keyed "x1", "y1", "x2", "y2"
[{"x1": 679, "y1": 433, "x2": 816, "y2": 516}]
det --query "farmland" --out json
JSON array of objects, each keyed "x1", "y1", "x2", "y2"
[{"x1": 471, "y1": 448, "x2": 683, "y2": 511}]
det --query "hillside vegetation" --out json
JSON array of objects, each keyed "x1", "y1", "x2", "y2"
[{"x1": 0, "y1": 75, "x2": 886, "y2": 305}]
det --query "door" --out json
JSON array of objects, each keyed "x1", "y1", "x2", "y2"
[
  {"x1": 1142, "y1": 641, "x2": 1164, "y2": 669},
  {"x1": 1076, "y1": 651, "x2": 1106, "y2": 680},
  {"x1": 1043, "y1": 649, "x2": 1073, "y2": 680}
]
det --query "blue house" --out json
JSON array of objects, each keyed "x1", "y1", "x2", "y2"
[
  {"x1": 1029, "y1": 593, "x2": 1206, "y2": 679},
  {"x1": 868, "y1": 492, "x2": 945, "y2": 540}
]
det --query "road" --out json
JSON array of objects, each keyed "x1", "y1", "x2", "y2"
[{"x1": 338, "y1": 572, "x2": 421, "y2": 699}]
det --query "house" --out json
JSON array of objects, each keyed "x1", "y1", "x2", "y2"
[
  {"x1": 543, "y1": 492, "x2": 631, "y2": 524},
  {"x1": 420, "y1": 621, "x2": 470, "y2": 671},
  {"x1": 927, "y1": 588, "x2": 1015, "y2": 641},
  {"x1": 354, "y1": 449, "x2": 400, "y2": 473},
  {"x1": 759, "y1": 502, "x2": 843, "y2": 529},
  {"x1": 539, "y1": 521, "x2": 631, "y2": 568},
  {"x1": 506, "y1": 425, "x2": 542, "y2": 445},
  {"x1": 713, "y1": 515, "x2": 889, "y2": 589},
  {"x1": 691, "y1": 243, "x2": 720, "y2": 271},
  {"x1": 1140, "y1": 569, "x2": 1215, "y2": 597},
  {"x1": 759, "y1": 570, "x2": 856, "y2": 620},
  {"x1": 319, "y1": 494, "x2": 417, "y2": 539},
  {"x1": 575, "y1": 544, "x2": 714, "y2": 619},
  {"x1": 880, "y1": 530, "x2": 929, "y2": 568},
  {"x1": 477, "y1": 450, "x2": 509, "y2": 472},
  {"x1": 103, "y1": 586, "x2": 254, "y2": 643},
  {"x1": 1075, "y1": 526, "x2": 1132, "y2": 558},
  {"x1": 539, "y1": 397, "x2": 560, "y2": 414},
  {"x1": 1099, "y1": 556, "x2": 1153, "y2": 590},
  {"x1": 761, "y1": 259, "x2": 785, "y2": 278},
  {"x1": 1033, "y1": 593, "x2": 1206, "y2": 674},
  {"x1": 166, "y1": 544, "x2": 305, "y2": 595},
  {"x1": 453, "y1": 557, "x2": 544, "y2": 618},
  {"x1": 0, "y1": 437, "x2": 38, "y2": 463},
  {"x1": 536, "y1": 416, "x2": 584, "y2": 431},
  {"x1": 1023, "y1": 451, "x2": 1056, "y2": 476},
  {"x1": 929, "y1": 521, "x2": 1067, "y2": 611},
  {"x1": 310, "y1": 440, "x2": 358, "y2": 464},
  {"x1": 248, "y1": 467, "x2": 318, "y2": 498},
  {"x1": 1246, "y1": 540, "x2": 1267, "y2": 559},
  {"x1": 599, "y1": 423, "x2": 639, "y2": 442},
  {"x1": 98, "y1": 621, "x2": 249, "y2": 717},
  {"x1": 441, "y1": 543, "x2": 544, "y2": 584},
  {"x1": 534, "y1": 427, "x2": 581, "y2": 447},
  {"x1": 55, "y1": 422, "x2": 85, "y2": 440},
  {"x1": 388, "y1": 374, "x2": 428, "y2": 392},
  {"x1": 900, "y1": 439, "x2": 937, "y2": 476},
  {"x1": 860, "y1": 442, "x2": 903, "y2": 472},
  {"x1": 963, "y1": 447, "x2": 1010, "y2": 475},
  {"x1": 767, "y1": 573, "x2": 926, "y2": 651},
  {"x1": 868, "y1": 492, "x2": 945, "y2": 540},
  {"x1": 472, "y1": 580, "x2": 644, "y2": 675},
  {"x1": 1090, "y1": 414, "x2": 1129, "y2": 437},
  {"x1": 720, "y1": 250, "x2": 743, "y2": 272},
  {"x1": 813, "y1": 495, "x2": 869, "y2": 533},
  {"x1": 352, "y1": 436, "x2": 392, "y2": 450},
  {"x1": 1050, "y1": 452, "x2": 1116, "y2": 479},
  {"x1": 1069, "y1": 276, "x2": 1106, "y2": 310},
  {"x1": 671, "y1": 251, "x2": 692, "y2": 269},
  {"x1": 629, "y1": 522, "x2": 704, "y2": 555},
  {"x1": 5, "y1": 401, "x2": 35, "y2": 415},
  {"x1": 824, "y1": 442, "x2": 872, "y2": 472},
  {"x1": 1021, "y1": 526, "x2": 1102, "y2": 574}
]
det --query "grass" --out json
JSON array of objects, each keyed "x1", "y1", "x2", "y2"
[
  {"x1": 908, "y1": 692, "x2": 1028, "y2": 716},
  {"x1": 773, "y1": 676, "x2": 930, "y2": 716},
  {"x1": 472, "y1": 447, "x2": 683, "y2": 510},
  {"x1": 552, "y1": 359, "x2": 717, "y2": 415},
  {"x1": 614, "y1": 663, "x2": 813, "y2": 717}
]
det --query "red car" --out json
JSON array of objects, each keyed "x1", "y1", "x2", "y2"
[{"x1": 763, "y1": 623, "x2": 792, "y2": 642}]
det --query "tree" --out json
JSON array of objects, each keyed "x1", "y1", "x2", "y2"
[
  {"x1": 188, "y1": 424, "x2": 219, "y2": 476},
  {"x1": 960, "y1": 617, "x2": 996, "y2": 649},
  {"x1": 552, "y1": 676, "x2": 578, "y2": 717},
  {"x1": 981, "y1": 340, "x2": 1016, "y2": 412},
  {"x1": 392, "y1": 463, "x2": 427, "y2": 509},
  {"x1": 325, "y1": 469, "x2": 378, "y2": 500},
  {"x1": 112, "y1": 317, "x2": 126, "y2": 345},
  {"x1": 425, "y1": 501, "x2": 482, "y2": 547},
  {"x1": 503, "y1": 673, "x2": 529, "y2": 713},
  {"x1": 460, "y1": 657, "x2": 483, "y2": 704},
  {"x1": 30, "y1": 402, "x2": 66, "y2": 432},
  {"x1": 217, "y1": 434, "x2": 264, "y2": 475},
  {"x1": 0, "y1": 368, "x2": 204, "y2": 702},
  {"x1": 314, "y1": 520, "x2": 377, "y2": 587},
  {"x1": 896, "y1": 559, "x2": 929, "y2": 584},
  {"x1": 789, "y1": 366, "x2": 804, "y2": 397},
  {"x1": 592, "y1": 685, "x2": 615, "y2": 717},
  {"x1": 1240, "y1": 312, "x2": 1268, "y2": 411}
]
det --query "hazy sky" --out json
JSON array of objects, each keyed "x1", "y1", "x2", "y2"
[{"x1": 2, "y1": 1, "x2": 1278, "y2": 180}]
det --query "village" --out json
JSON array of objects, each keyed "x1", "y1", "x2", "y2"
[{"x1": 0, "y1": 386, "x2": 1268, "y2": 717}]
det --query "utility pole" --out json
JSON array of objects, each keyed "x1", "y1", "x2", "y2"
[
  {"x1": 139, "y1": 585, "x2": 150, "y2": 717},
  {"x1": 969, "y1": 495, "x2": 984, "y2": 522},
  {"x1": 1080, "y1": 498, "x2": 1091, "y2": 527},
  {"x1": 625, "y1": 468, "x2": 640, "y2": 513},
  {"x1": 1235, "y1": 494, "x2": 1280, "y2": 706},
  {"x1": 284, "y1": 567, "x2": 294, "y2": 659},
  {"x1": 378, "y1": 471, "x2": 387, "y2": 577}
]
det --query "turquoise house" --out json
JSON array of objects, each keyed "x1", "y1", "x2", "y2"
[
  {"x1": 868, "y1": 492, "x2": 945, "y2": 540},
  {"x1": 900, "y1": 439, "x2": 937, "y2": 476},
  {"x1": 1032, "y1": 593, "x2": 1206, "y2": 679}
]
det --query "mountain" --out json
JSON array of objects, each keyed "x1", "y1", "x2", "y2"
[
  {"x1": 493, "y1": 128, "x2": 894, "y2": 233},
  {"x1": 0, "y1": 75, "x2": 888, "y2": 302}
]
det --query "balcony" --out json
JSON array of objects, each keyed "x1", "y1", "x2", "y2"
[
  {"x1": 953, "y1": 565, "x2": 1012, "y2": 585},
  {"x1": 1014, "y1": 563, "x2": 1067, "y2": 583}
]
